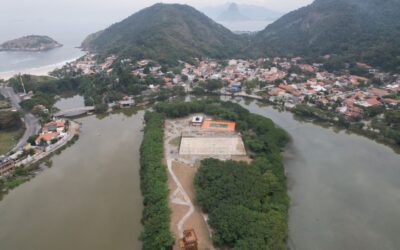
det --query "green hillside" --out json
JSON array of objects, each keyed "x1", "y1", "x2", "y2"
[
  {"x1": 82, "y1": 3, "x2": 248, "y2": 65},
  {"x1": 253, "y1": 0, "x2": 400, "y2": 71}
]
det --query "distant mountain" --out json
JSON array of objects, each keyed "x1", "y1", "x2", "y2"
[
  {"x1": 254, "y1": 0, "x2": 400, "y2": 71},
  {"x1": 0, "y1": 35, "x2": 62, "y2": 52},
  {"x1": 203, "y1": 3, "x2": 282, "y2": 22},
  {"x1": 82, "y1": 3, "x2": 247, "y2": 65},
  {"x1": 217, "y1": 3, "x2": 249, "y2": 22}
]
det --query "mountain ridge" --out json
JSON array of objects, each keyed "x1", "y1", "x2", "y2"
[
  {"x1": 253, "y1": 0, "x2": 400, "y2": 71},
  {"x1": 217, "y1": 3, "x2": 249, "y2": 22},
  {"x1": 82, "y1": 3, "x2": 247, "y2": 65}
]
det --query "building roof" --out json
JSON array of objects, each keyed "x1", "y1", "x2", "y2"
[
  {"x1": 192, "y1": 116, "x2": 204, "y2": 123},
  {"x1": 36, "y1": 132, "x2": 59, "y2": 143},
  {"x1": 365, "y1": 97, "x2": 381, "y2": 106}
]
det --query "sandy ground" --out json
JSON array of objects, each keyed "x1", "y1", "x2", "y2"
[
  {"x1": 168, "y1": 161, "x2": 214, "y2": 250},
  {"x1": 0, "y1": 58, "x2": 79, "y2": 80}
]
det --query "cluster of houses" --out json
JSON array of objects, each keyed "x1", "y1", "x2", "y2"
[
  {"x1": 175, "y1": 58, "x2": 399, "y2": 120},
  {"x1": 35, "y1": 119, "x2": 67, "y2": 146},
  {"x1": 68, "y1": 54, "x2": 399, "y2": 121},
  {"x1": 0, "y1": 119, "x2": 68, "y2": 176},
  {"x1": 67, "y1": 54, "x2": 117, "y2": 75}
]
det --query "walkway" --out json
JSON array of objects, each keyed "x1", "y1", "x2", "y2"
[{"x1": 54, "y1": 106, "x2": 94, "y2": 117}]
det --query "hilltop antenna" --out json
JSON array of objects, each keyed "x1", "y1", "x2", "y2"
[{"x1": 19, "y1": 74, "x2": 27, "y2": 94}]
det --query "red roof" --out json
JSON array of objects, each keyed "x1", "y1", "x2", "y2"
[
  {"x1": 35, "y1": 132, "x2": 59, "y2": 143},
  {"x1": 366, "y1": 98, "x2": 381, "y2": 106}
]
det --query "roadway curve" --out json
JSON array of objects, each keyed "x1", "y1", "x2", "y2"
[{"x1": 0, "y1": 85, "x2": 40, "y2": 152}]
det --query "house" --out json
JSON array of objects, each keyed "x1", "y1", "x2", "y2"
[
  {"x1": 369, "y1": 87, "x2": 389, "y2": 97},
  {"x1": 191, "y1": 116, "x2": 204, "y2": 126},
  {"x1": 35, "y1": 132, "x2": 60, "y2": 146},
  {"x1": 119, "y1": 96, "x2": 135, "y2": 108},
  {"x1": 299, "y1": 64, "x2": 315, "y2": 73},
  {"x1": 33, "y1": 104, "x2": 49, "y2": 114},
  {"x1": 350, "y1": 76, "x2": 369, "y2": 86},
  {"x1": 43, "y1": 120, "x2": 65, "y2": 133},
  {"x1": 355, "y1": 97, "x2": 382, "y2": 108},
  {"x1": 356, "y1": 62, "x2": 372, "y2": 69},
  {"x1": 365, "y1": 97, "x2": 382, "y2": 107},
  {"x1": 225, "y1": 82, "x2": 241, "y2": 93},
  {"x1": 344, "y1": 106, "x2": 363, "y2": 118},
  {"x1": 269, "y1": 87, "x2": 285, "y2": 96}
]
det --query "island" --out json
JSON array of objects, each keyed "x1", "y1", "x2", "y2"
[{"x1": 0, "y1": 35, "x2": 62, "y2": 52}]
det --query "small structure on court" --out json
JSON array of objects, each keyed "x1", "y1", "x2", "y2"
[
  {"x1": 191, "y1": 115, "x2": 204, "y2": 126},
  {"x1": 179, "y1": 229, "x2": 198, "y2": 250}
]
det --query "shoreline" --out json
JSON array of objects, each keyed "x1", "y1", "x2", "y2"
[{"x1": 0, "y1": 57, "x2": 81, "y2": 80}]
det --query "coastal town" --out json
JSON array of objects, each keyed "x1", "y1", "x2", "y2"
[{"x1": 61, "y1": 53, "x2": 399, "y2": 122}]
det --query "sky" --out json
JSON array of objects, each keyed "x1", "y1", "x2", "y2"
[{"x1": 2, "y1": 0, "x2": 313, "y2": 16}]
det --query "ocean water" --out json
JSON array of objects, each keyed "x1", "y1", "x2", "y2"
[
  {"x1": 0, "y1": 11, "x2": 114, "y2": 74},
  {"x1": 217, "y1": 20, "x2": 272, "y2": 32}
]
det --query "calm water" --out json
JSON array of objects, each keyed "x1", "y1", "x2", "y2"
[
  {"x1": 55, "y1": 95, "x2": 85, "y2": 111},
  {"x1": 235, "y1": 99, "x2": 400, "y2": 250},
  {"x1": 0, "y1": 111, "x2": 144, "y2": 250}
]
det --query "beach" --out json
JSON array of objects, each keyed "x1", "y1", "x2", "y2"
[{"x1": 0, "y1": 57, "x2": 80, "y2": 80}]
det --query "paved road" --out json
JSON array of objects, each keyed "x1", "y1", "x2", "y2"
[{"x1": 0, "y1": 86, "x2": 41, "y2": 152}]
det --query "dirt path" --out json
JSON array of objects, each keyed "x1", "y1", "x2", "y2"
[{"x1": 164, "y1": 117, "x2": 214, "y2": 250}]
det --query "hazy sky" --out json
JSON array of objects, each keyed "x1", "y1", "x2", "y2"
[{"x1": 2, "y1": 0, "x2": 313, "y2": 15}]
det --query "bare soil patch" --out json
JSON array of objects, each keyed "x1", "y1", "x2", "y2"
[{"x1": 168, "y1": 161, "x2": 213, "y2": 250}]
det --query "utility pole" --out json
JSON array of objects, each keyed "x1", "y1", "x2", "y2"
[{"x1": 19, "y1": 74, "x2": 27, "y2": 95}]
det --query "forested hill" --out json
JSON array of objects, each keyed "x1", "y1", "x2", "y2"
[
  {"x1": 82, "y1": 3, "x2": 248, "y2": 65},
  {"x1": 0, "y1": 35, "x2": 62, "y2": 52},
  {"x1": 253, "y1": 0, "x2": 400, "y2": 71}
]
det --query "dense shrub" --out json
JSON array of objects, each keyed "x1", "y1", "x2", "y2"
[
  {"x1": 0, "y1": 111, "x2": 22, "y2": 130},
  {"x1": 139, "y1": 112, "x2": 174, "y2": 249}
]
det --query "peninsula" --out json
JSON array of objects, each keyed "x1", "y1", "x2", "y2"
[{"x1": 0, "y1": 35, "x2": 62, "y2": 52}]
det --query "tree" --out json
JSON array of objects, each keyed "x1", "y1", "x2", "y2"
[
  {"x1": 385, "y1": 110, "x2": 400, "y2": 129},
  {"x1": 181, "y1": 74, "x2": 188, "y2": 82},
  {"x1": 0, "y1": 111, "x2": 22, "y2": 130},
  {"x1": 202, "y1": 80, "x2": 224, "y2": 93},
  {"x1": 28, "y1": 135, "x2": 38, "y2": 145},
  {"x1": 94, "y1": 103, "x2": 108, "y2": 113},
  {"x1": 143, "y1": 66, "x2": 150, "y2": 74}
]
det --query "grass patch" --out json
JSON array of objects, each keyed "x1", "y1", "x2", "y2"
[
  {"x1": 0, "y1": 127, "x2": 25, "y2": 155},
  {"x1": 169, "y1": 136, "x2": 181, "y2": 147},
  {"x1": 4, "y1": 177, "x2": 28, "y2": 189}
]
